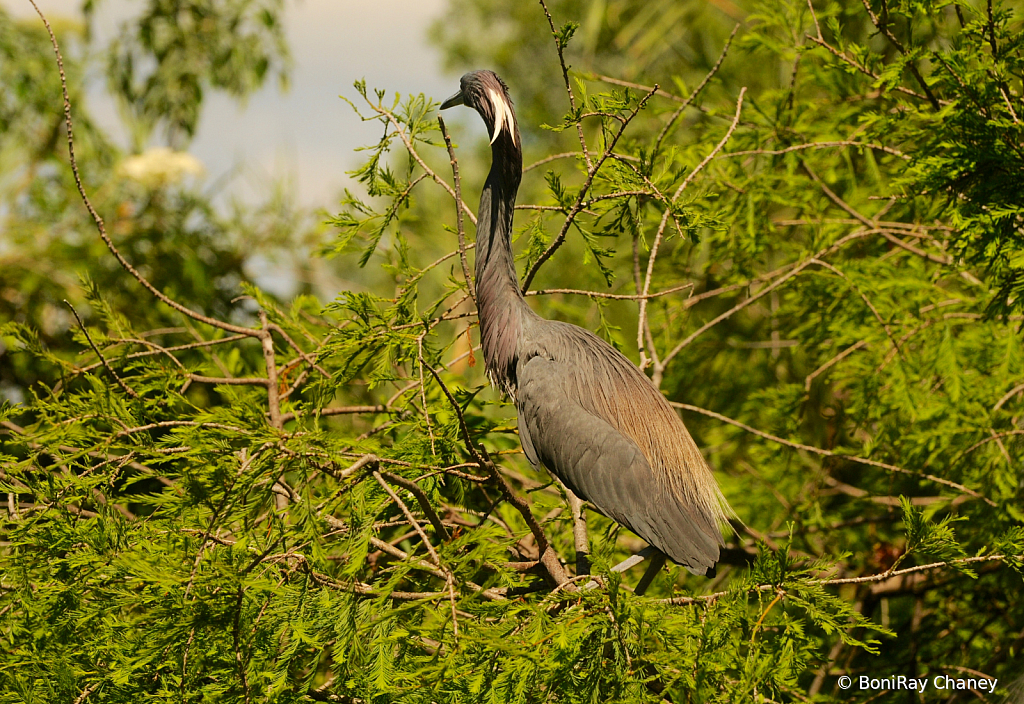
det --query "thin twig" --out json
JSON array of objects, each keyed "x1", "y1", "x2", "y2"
[
  {"x1": 670, "y1": 402, "x2": 996, "y2": 505},
  {"x1": 260, "y1": 311, "x2": 283, "y2": 430},
  {"x1": 64, "y1": 300, "x2": 139, "y2": 398},
  {"x1": 373, "y1": 471, "x2": 440, "y2": 565},
  {"x1": 75, "y1": 334, "x2": 247, "y2": 375},
  {"x1": 372, "y1": 102, "x2": 476, "y2": 226},
  {"x1": 958, "y1": 430, "x2": 1024, "y2": 459},
  {"x1": 805, "y1": 340, "x2": 869, "y2": 392},
  {"x1": 438, "y1": 115, "x2": 475, "y2": 305},
  {"x1": 654, "y1": 24, "x2": 739, "y2": 157},
  {"x1": 538, "y1": 0, "x2": 591, "y2": 172},
  {"x1": 639, "y1": 88, "x2": 746, "y2": 372},
  {"x1": 29, "y1": 0, "x2": 257, "y2": 338},
  {"x1": 522, "y1": 85, "x2": 659, "y2": 292},
  {"x1": 73, "y1": 684, "x2": 97, "y2": 704},
  {"x1": 993, "y1": 382, "x2": 1024, "y2": 411},
  {"x1": 809, "y1": 259, "x2": 904, "y2": 362},
  {"x1": 822, "y1": 554, "x2": 1010, "y2": 586},
  {"x1": 592, "y1": 75, "x2": 691, "y2": 104},
  {"x1": 803, "y1": 163, "x2": 953, "y2": 265},
  {"x1": 333, "y1": 454, "x2": 380, "y2": 482},
  {"x1": 525, "y1": 283, "x2": 694, "y2": 300},
  {"x1": 675, "y1": 87, "x2": 747, "y2": 196},
  {"x1": 659, "y1": 554, "x2": 1017, "y2": 606},
  {"x1": 380, "y1": 470, "x2": 450, "y2": 541},
  {"x1": 280, "y1": 405, "x2": 387, "y2": 424},
  {"x1": 857, "y1": 0, "x2": 941, "y2": 110},
  {"x1": 720, "y1": 140, "x2": 907, "y2": 160},
  {"x1": 807, "y1": 0, "x2": 822, "y2": 40},
  {"x1": 806, "y1": 35, "x2": 939, "y2": 105}
]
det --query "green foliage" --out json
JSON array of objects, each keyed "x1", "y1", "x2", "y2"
[
  {"x1": 100, "y1": 0, "x2": 290, "y2": 146},
  {"x1": 3, "y1": 0, "x2": 1024, "y2": 702}
]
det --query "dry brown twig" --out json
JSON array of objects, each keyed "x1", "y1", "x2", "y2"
[
  {"x1": 720, "y1": 140, "x2": 908, "y2": 160},
  {"x1": 658, "y1": 554, "x2": 1018, "y2": 606},
  {"x1": 64, "y1": 300, "x2": 139, "y2": 399},
  {"x1": 671, "y1": 401, "x2": 995, "y2": 506},
  {"x1": 654, "y1": 24, "x2": 740, "y2": 157},
  {"x1": 29, "y1": 0, "x2": 258, "y2": 339},
  {"x1": 370, "y1": 101, "x2": 477, "y2": 226},
  {"x1": 30, "y1": 0, "x2": 332, "y2": 423},
  {"x1": 526, "y1": 282, "x2": 694, "y2": 301},
  {"x1": 638, "y1": 87, "x2": 747, "y2": 374},
  {"x1": 538, "y1": 0, "x2": 591, "y2": 172},
  {"x1": 520, "y1": 84, "x2": 660, "y2": 292},
  {"x1": 438, "y1": 115, "x2": 476, "y2": 305}
]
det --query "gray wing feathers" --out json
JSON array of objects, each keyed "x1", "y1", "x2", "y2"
[
  {"x1": 517, "y1": 410, "x2": 540, "y2": 467},
  {"x1": 516, "y1": 354, "x2": 721, "y2": 574}
]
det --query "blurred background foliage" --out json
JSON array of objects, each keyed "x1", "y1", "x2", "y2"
[{"x1": 2, "y1": 0, "x2": 1024, "y2": 702}]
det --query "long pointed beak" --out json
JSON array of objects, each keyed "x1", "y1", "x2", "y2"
[{"x1": 440, "y1": 90, "x2": 464, "y2": 110}]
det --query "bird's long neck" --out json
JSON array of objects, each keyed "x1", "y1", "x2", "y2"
[{"x1": 475, "y1": 136, "x2": 530, "y2": 396}]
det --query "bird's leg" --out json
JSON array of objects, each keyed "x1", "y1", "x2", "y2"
[
  {"x1": 568, "y1": 489, "x2": 590, "y2": 576},
  {"x1": 633, "y1": 550, "x2": 667, "y2": 596}
]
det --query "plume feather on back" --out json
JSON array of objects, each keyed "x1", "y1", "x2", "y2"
[{"x1": 521, "y1": 321, "x2": 734, "y2": 540}]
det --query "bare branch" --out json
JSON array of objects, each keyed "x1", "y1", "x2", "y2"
[
  {"x1": 372, "y1": 102, "x2": 477, "y2": 226},
  {"x1": 538, "y1": 0, "x2": 591, "y2": 172},
  {"x1": 260, "y1": 311, "x2": 283, "y2": 430},
  {"x1": 64, "y1": 300, "x2": 139, "y2": 399},
  {"x1": 380, "y1": 471, "x2": 450, "y2": 541},
  {"x1": 438, "y1": 115, "x2": 475, "y2": 305},
  {"x1": 806, "y1": 35, "x2": 941, "y2": 106},
  {"x1": 805, "y1": 340, "x2": 869, "y2": 392},
  {"x1": 657, "y1": 231, "x2": 822, "y2": 377},
  {"x1": 857, "y1": 0, "x2": 941, "y2": 110},
  {"x1": 671, "y1": 402, "x2": 996, "y2": 505},
  {"x1": 720, "y1": 140, "x2": 908, "y2": 160},
  {"x1": 804, "y1": 163, "x2": 953, "y2": 265},
  {"x1": 807, "y1": 0, "x2": 823, "y2": 40},
  {"x1": 994, "y1": 382, "x2": 1024, "y2": 411},
  {"x1": 373, "y1": 470, "x2": 440, "y2": 565},
  {"x1": 654, "y1": 25, "x2": 739, "y2": 156},
  {"x1": 279, "y1": 405, "x2": 387, "y2": 424},
  {"x1": 333, "y1": 454, "x2": 380, "y2": 482},
  {"x1": 113, "y1": 420, "x2": 247, "y2": 439},
  {"x1": 959, "y1": 430, "x2": 1024, "y2": 458},
  {"x1": 29, "y1": 0, "x2": 258, "y2": 338},
  {"x1": 525, "y1": 283, "x2": 694, "y2": 301},
  {"x1": 639, "y1": 88, "x2": 746, "y2": 371},
  {"x1": 521, "y1": 85, "x2": 659, "y2": 292},
  {"x1": 658, "y1": 554, "x2": 1018, "y2": 605},
  {"x1": 809, "y1": 259, "x2": 904, "y2": 362},
  {"x1": 674, "y1": 87, "x2": 747, "y2": 197}
]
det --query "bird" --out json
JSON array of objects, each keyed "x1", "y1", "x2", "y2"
[{"x1": 440, "y1": 70, "x2": 732, "y2": 588}]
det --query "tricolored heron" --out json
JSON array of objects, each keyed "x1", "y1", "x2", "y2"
[{"x1": 441, "y1": 70, "x2": 732, "y2": 592}]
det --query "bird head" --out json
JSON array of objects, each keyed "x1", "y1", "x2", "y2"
[{"x1": 440, "y1": 70, "x2": 519, "y2": 148}]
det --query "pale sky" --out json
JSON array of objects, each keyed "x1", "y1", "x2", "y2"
[{"x1": 8, "y1": 0, "x2": 453, "y2": 208}]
